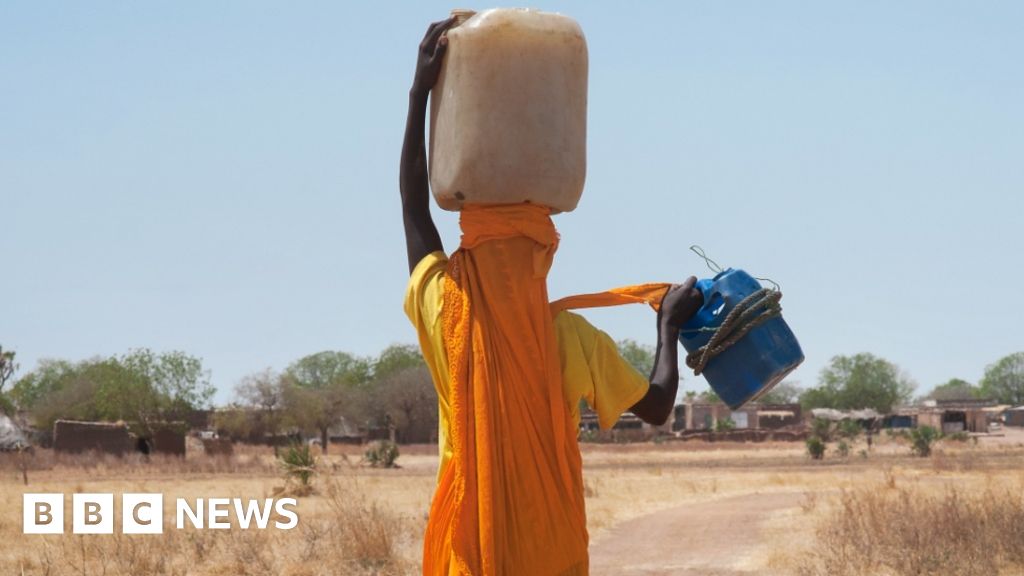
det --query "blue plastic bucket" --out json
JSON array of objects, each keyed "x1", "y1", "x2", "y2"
[{"x1": 679, "y1": 268, "x2": 804, "y2": 410}]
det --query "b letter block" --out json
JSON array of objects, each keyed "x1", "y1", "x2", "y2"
[{"x1": 24, "y1": 493, "x2": 64, "y2": 534}]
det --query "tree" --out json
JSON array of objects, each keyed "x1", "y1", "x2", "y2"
[
  {"x1": 927, "y1": 378, "x2": 980, "y2": 402},
  {"x1": 757, "y1": 380, "x2": 803, "y2": 404},
  {"x1": 616, "y1": 339, "x2": 655, "y2": 376},
  {"x1": 101, "y1": 349, "x2": 214, "y2": 435},
  {"x1": 12, "y1": 351, "x2": 214, "y2": 436},
  {"x1": 800, "y1": 353, "x2": 914, "y2": 413},
  {"x1": 286, "y1": 351, "x2": 370, "y2": 390},
  {"x1": 213, "y1": 404, "x2": 255, "y2": 441},
  {"x1": 373, "y1": 344, "x2": 424, "y2": 381},
  {"x1": 368, "y1": 366, "x2": 438, "y2": 444},
  {"x1": 14, "y1": 358, "x2": 106, "y2": 432},
  {"x1": 283, "y1": 351, "x2": 370, "y2": 454},
  {"x1": 236, "y1": 368, "x2": 285, "y2": 441},
  {"x1": 979, "y1": 352, "x2": 1024, "y2": 406}
]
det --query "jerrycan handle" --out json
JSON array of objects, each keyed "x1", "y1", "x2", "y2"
[{"x1": 683, "y1": 276, "x2": 724, "y2": 332}]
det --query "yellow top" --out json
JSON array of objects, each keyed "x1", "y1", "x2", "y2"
[{"x1": 404, "y1": 250, "x2": 650, "y2": 479}]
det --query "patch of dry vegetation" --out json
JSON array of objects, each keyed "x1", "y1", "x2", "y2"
[
  {"x1": 795, "y1": 478, "x2": 1024, "y2": 576},
  {"x1": 3, "y1": 477, "x2": 420, "y2": 576},
  {"x1": 0, "y1": 447, "x2": 429, "y2": 576},
  {"x1": 4, "y1": 435, "x2": 1024, "y2": 575}
]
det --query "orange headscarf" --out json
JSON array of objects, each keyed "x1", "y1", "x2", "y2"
[{"x1": 424, "y1": 204, "x2": 670, "y2": 575}]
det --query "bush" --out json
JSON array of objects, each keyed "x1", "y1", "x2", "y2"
[
  {"x1": 836, "y1": 440, "x2": 850, "y2": 458},
  {"x1": 806, "y1": 437, "x2": 826, "y2": 460},
  {"x1": 910, "y1": 426, "x2": 940, "y2": 457},
  {"x1": 811, "y1": 418, "x2": 834, "y2": 442},
  {"x1": 837, "y1": 419, "x2": 862, "y2": 439},
  {"x1": 365, "y1": 440, "x2": 400, "y2": 468},
  {"x1": 278, "y1": 442, "x2": 317, "y2": 488},
  {"x1": 714, "y1": 417, "x2": 736, "y2": 432}
]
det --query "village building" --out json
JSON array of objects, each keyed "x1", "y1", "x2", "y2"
[
  {"x1": 0, "y1": 414, "x2": 29, "y2": 451},
  {"x1": 672, "y1": 402, "x2": 802, "y2": 432},
  {"x1": 1005, "y1": 406, "x2": 1024, "y2": 427},
  {"x1": 884, "y1": 399, "x2": 1006, "y2": 433},
  {"x1": 52, "y1": 419, "x2": 188, "y2": 456},
  {"x1": 53, "y1": 420, "x2": 132, "y2": 455}
]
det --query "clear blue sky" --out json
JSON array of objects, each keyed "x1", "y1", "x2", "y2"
[{"x1": 3, "y1": 2, "x2": 1022, "y2": 405}]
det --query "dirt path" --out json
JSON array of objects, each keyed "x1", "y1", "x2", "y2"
[{"x1": 589, "y1": 491, "x2": 807, "y2": 576}]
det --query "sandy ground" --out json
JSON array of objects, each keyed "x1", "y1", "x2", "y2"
[
  {"x1": 590, "y1": 491, "x2": 807, "y2": 576},
  {"x1": 584, "y1": 428, "x2": 1024, "y2": 575}
]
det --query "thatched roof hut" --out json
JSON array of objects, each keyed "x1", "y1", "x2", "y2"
[{"x1": 0, "y1": 414, "x2": 29, "y2": 451}]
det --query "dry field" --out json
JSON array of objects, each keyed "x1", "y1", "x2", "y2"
[{"x1": 2, "y1": 429, "x2": 1023, "y2": 576}]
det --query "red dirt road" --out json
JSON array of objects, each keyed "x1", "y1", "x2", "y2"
[{"x1": 589, "y1": 491, "x2": 807, "y2": 576}]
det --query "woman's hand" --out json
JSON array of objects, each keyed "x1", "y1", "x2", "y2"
[
  {"x1": 660, "y1": 277, "x2": 703, "y2": 330},
  {"x1": 411, "y1": 17, "x2": 457, "y2": 98}
]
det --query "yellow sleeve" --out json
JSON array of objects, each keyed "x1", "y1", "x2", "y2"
[
  {"x1": 554, "y1": 311, "x2": 650, "y2": 430},
  {"x1": 403, "y1": 250, "x2": 452, "y2": 409}
]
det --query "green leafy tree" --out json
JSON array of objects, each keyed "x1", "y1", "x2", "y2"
[
  {"x1": 927, "y1": 378, "x2": 979, "y2": 402},
  {"x1": 13, "y1": 351, "x2": 213, "y2": 436},
  {"x1": 373, "y1": 344, "x2": 424, "y2": 381},
  {"x1": 800, "y1": 353, "x2": 914, "y2": 413},
  {"x1": 283, "y1": 351, "x2": 370, "y2": 454},
  {"x1": 979, "y1": 352, "x2": 1024, "y2": 406},
  {"x1": 100, "y1": 349, "x2": 214, "y2": 435},
  {"x1": 9, "y1": 359, "x2": 74, "y2": 411},
  {"x1": 616, "y1": 339, "x2": 655, "y2": 376},
  {"x1": 14, "y1": 358, "x2": 116, "y2": 431}
]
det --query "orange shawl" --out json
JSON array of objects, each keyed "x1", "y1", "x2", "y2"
[{"x1": 424, "y1": 204, "x2": 669, "y2": 575}]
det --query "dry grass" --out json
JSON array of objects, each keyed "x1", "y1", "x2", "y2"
[
  {"x1": 794, "y1": 479, "x2": 1024, "y2": 576},
  {"x1": 0, "y1": 448, "x2": 430, "y2": 576},
  {"x1": 3, "y1": 433, "x2": 1024, "y2": 575}
]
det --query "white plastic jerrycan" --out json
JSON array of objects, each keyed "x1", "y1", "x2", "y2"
[{"x1": 429, "y1": 8, "x2": 588, "y2": 213}]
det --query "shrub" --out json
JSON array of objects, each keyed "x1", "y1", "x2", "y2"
[
  {"x1": 279, "y1": 442, "x2": 316, "y2": 485},
  {"x1": 837, "y1": 419, "x2": 862, "y2": 439},
  {"x1": 836, "y1": 440, "x2": 850, "y2": 458},
  {"x1": 910, "y1": 426, "x2": 940, "y2": 457},
  {"x1": 365, "y1": 440, "x2": 400, "y2": 468},
  {"x1": 806, "y1": 437, "x2": 826, "y2": 460},
  {"x1": 811, "y1": 418, "x2": 834, "y2": 442},
  {"x1": 714, "y1": 417, "x2": 736, "y2": 432}
]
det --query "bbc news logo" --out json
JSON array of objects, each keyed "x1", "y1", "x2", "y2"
[{"x1": 23, "y1": 494, "x2": 298, "y2": 534}]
